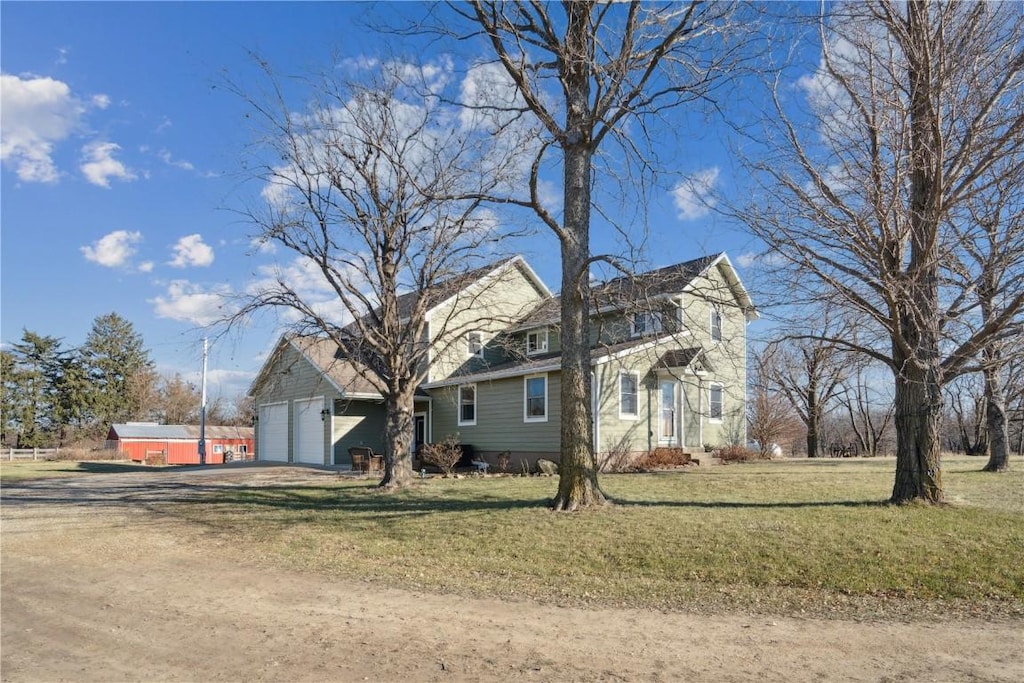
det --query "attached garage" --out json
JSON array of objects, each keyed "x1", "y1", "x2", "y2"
[
  {"x1": 293, "y1": 397, "x2": 326, "y2": 465},
  {"x1": 258, "y1": 402, "x2": 288, "y2": 462}
]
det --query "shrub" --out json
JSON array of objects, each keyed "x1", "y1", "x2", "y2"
[
  {"x1": 716, "y1": 445, "x2": 764, "y2": 463},
  {"x1": 419, "y1": 434, "x2": 463, "y2": 475},
  {"x1": 496, "y1": 451, "x2": 511, "y2": 473},
  {"x1": 636, "y1": 448, "x2": 692, "y2": 470},
  {"x1": 599, "y1": 436, "x2": 639, "y2": 473}
]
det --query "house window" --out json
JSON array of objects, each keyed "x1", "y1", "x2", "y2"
[
  {"x1": 467, "y1": 331, "x2": 483, "y2": 358},
  {"x1": 711, "y1": 308, "x2": 722, "y2": 342},
  {"x1": 631, "y1": 310, "x2": 663, "y2": 337},
  {"x1": 524, "y1": 374, "x2": 548, "y2": 422},
  {"x1": 709, "y1": 383, "x2": 724, "y2": 421},
  {"x1": 458, "y1": 384, "x2": 477, "y2": 426},
  {"x1": 213, "y1": 444, "x2": 224, "y2": 454},
  {"x1": 526, "y1": 329, "x2": 548, "y2": 355},
  {"x1": 660, "y1": 381, "x2": 676, "y2": 439},
  {"x1": 619, "y1": 372, "x2": 638, "y2": 418}
]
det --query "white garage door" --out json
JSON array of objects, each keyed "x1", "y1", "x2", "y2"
[
  {"x1": 294, "y1": 397, "x2": 325, "y2": 465},
  {"x1": 259, "y1": 403, "x2": 288, "y2": 462}
]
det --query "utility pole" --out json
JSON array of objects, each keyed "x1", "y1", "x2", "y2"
[{"x1": 199, "y1": 337, "x2": 208, "y2": 466}]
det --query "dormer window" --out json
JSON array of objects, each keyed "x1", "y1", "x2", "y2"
[
  {"x1": 526, "y1": 329, "x2": 548, "y2": 355},
  {"x1": 467, "y1": 331, "x2": 483, "y2": 358},
  {"x1": 631, "y1": 310, "x2": 663, "y2": 337}
]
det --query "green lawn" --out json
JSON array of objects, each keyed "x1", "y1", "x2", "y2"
[{"x1": 164, "y1": 455, "x2": 1023, "y2": 620}]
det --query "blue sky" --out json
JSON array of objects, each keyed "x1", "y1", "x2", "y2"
[{"x1": 2, "y1": 2, "x2": 768, "y2": 403}]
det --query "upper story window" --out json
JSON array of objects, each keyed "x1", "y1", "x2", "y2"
[
  {"x1": 631, "y1": 310, "x2": 663, "y2": 337},
  {"x1": 458, "y1": 384, "x2": 477, "y2": 426},
  {"x1": 526, "y1": 329, "x2": 548, "y2": 355},
  {"x1": 524, "y1": 374, "x2": 548, "y2": 422},
  {"x1": 467, "y1": 331, "x2": 483, "y2": 358},
  {"x1": 619, "y1": 372, "x2": 638, "y2": 418},
  {"x1": 710, "y1": 308, "x2": 723, "y2": 343},
  {"x1": 709, "y1": 383, "x2": 724, "y2": 421}
]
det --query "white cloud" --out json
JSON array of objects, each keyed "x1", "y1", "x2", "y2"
[
  {"x1": 80, "y1": 140, "x2": 136, "y2": 188},
  {"x1": 150, "y1": 280, "x2": 232, "y2": 326},
  {"x1": 169, "y1": 234, "x2": 215, "y2": 268},
  {"x1": 671, "y1": 167, "x2": 720, "y2": 221},
  {"x1": 159, "y1": 149, "x2": 194, "y2": 171},
  {"x1": 138, "y1": 261, "x2": 155, "y2": 273},
  {"x1": 737, "y1": 251, "x2": 786, "y2": 269},
  {"x1": 0, "y1": 73, "x2": 86, "y2": 183},
  {"x1": 91, "y1": 94, "x2": 110, "y2": 109},
  {"x1": 80, "y1": 230, "x2": 143, "y2": 268}
]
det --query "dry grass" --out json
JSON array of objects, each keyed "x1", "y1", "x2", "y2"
[{"x1": 147, "y1": 455, "x2": 1024, "y2": 620}]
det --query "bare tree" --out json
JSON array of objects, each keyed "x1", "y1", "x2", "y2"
[
  {"x1": 748, "y1": 350, "x2": 804, "y2": 457},
  {"x1": 159, "y1": 374, "x2": 200, "y2": 425},
  {"x1": 833, "y1": 359, "x2": 896, "y2": 458},
  {"x1": 758, "y1": 314, "x2": 849, "y2": 458},
  {"x1": 947, "y1": 168, "x2": 1024, "y2": 471},
  {"x1": 732, "y1": 1, "x2": 1024, "y2": 502},
  {"x1": 438, "y1": 1, "x2": 748, "y2": 510},
  {"x1": 231, "y1": 60, "x2": 529, "y2": 489}
]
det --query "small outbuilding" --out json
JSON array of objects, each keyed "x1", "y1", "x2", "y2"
[{"x1": 106, "y1": 423, "x2": 255, "y2": 465}]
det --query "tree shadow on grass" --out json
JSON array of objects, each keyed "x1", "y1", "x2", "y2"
[
  {"x1": 1, "y1": 477, "x2": 550, "y2": 519},
  {"x1": 610, "y1": 497, "x2": 890, "y2": 510}
]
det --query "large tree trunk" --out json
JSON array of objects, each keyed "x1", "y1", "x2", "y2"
[
  {"x1": 551, "y1": 0, "x2": 607, "y2": 511},
  {"x1": 982, "y1": 360, "x2": 1010, "y2": 472},
  {"x1": 891, "y1": 363, "x2": 944, "y2": 503},
  {"x1": 806, "y1": 385, "x2": 820, "y2": 458},
  {"x1": 379, "y1": 389, "x2": 415, "y2": 489},
  {"x1": 890, "y1": 0, "x2": 945, "y2": 504}
]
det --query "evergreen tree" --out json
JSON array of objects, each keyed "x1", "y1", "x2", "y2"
[
  {"x1": 8, "y1": 331, "x2": 64, "y2": 447},
  {"x1": 81, "y1": 313, "x2": 157, "y2": 430},
  {"x1": 1, "y1": 349, "x2": 18, "y2": 445}
]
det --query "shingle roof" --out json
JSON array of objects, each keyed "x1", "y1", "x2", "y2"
[
  {"x1": 425, "y1": 336, "x2": 700, "y2": 387},
  {"x1": 513, "y1": 254, "x2": 724, "y2": 330},
  {"x1": 290, "y1": 336, "x2": 385, "y2": 397}
]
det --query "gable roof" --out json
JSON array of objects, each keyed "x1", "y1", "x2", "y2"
[
  {"x1": 344, "y1": 255, "x2": 551, "y2": 334},
  {"x1": 249, "y1": 335, "x2": 386, "y2": 399},
  {"x1": 512, "y1": 252, "x2": 757, "y2": 330}
]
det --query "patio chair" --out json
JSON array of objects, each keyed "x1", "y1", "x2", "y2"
[{"x1": 348, "y1": 446, "x2": 373, "y2": 474}]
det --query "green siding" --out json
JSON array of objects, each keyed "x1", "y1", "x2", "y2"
[
  {"x1": 432, "y1": 373, "x2": 561, "y2": 455},
  {"x1": 332, "y1": 399, "x2": 386, "y2": 464}
]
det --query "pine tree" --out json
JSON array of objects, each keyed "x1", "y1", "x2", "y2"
[{"x1": 81, "y1": 313, "x2": 157, "y2": 430}]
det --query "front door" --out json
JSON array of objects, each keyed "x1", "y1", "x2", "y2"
[{"x1": 413, "y1": 413, "x2": 427, "y2": 458}]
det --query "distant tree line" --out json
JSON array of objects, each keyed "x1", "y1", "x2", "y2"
[
  {"x1": 1, "y1": 313, "x2": 252, "y2": 449},
  {"x1": 748, "y1": 321, "x2": 1024, "y2": 462}
]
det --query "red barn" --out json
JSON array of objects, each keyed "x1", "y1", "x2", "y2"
[{"x1": 106, "y1": 423, "x2": 255, "y2": 465}]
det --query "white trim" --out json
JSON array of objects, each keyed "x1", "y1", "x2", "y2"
[
  {"x1": 659, "y1": 380, "x2": 677, "y2": 443},
  {"x1": 467, "y1": 331, "x2": 484, "y2": 359},
  {"x1": 618, "y1": 371, "x2": 639, "y2": 420},
  {"x1": 457, "y1": 383, "x2": 477, "y2": 426},
  {"x1": 629, "y1": 310, "x2": 663, "y2": 338},
  {"x1": 526, "y1": 328, "x2": 549, "y2": 355},
  {"x1": 523, "y1": 373, "x2": 548, "y2": 423},
  {"x1": 709, "y1": 382, "x2": 724, "y2": 423},
  {"x1": 710, "y1": 307, "x2": 723, "y2": 343}
]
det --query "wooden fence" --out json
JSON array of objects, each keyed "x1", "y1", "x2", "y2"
[{"x1": 5, "y1": 448, "x2": 59, "y2": 461}]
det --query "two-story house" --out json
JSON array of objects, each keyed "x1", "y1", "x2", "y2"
[{"x1": 249, "y1": 252, "x2": 757, "y2": 468}]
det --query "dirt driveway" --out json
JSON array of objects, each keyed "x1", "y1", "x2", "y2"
[{"x1": 2, "y1": 465, "x2": 1022, "y2": 682}]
